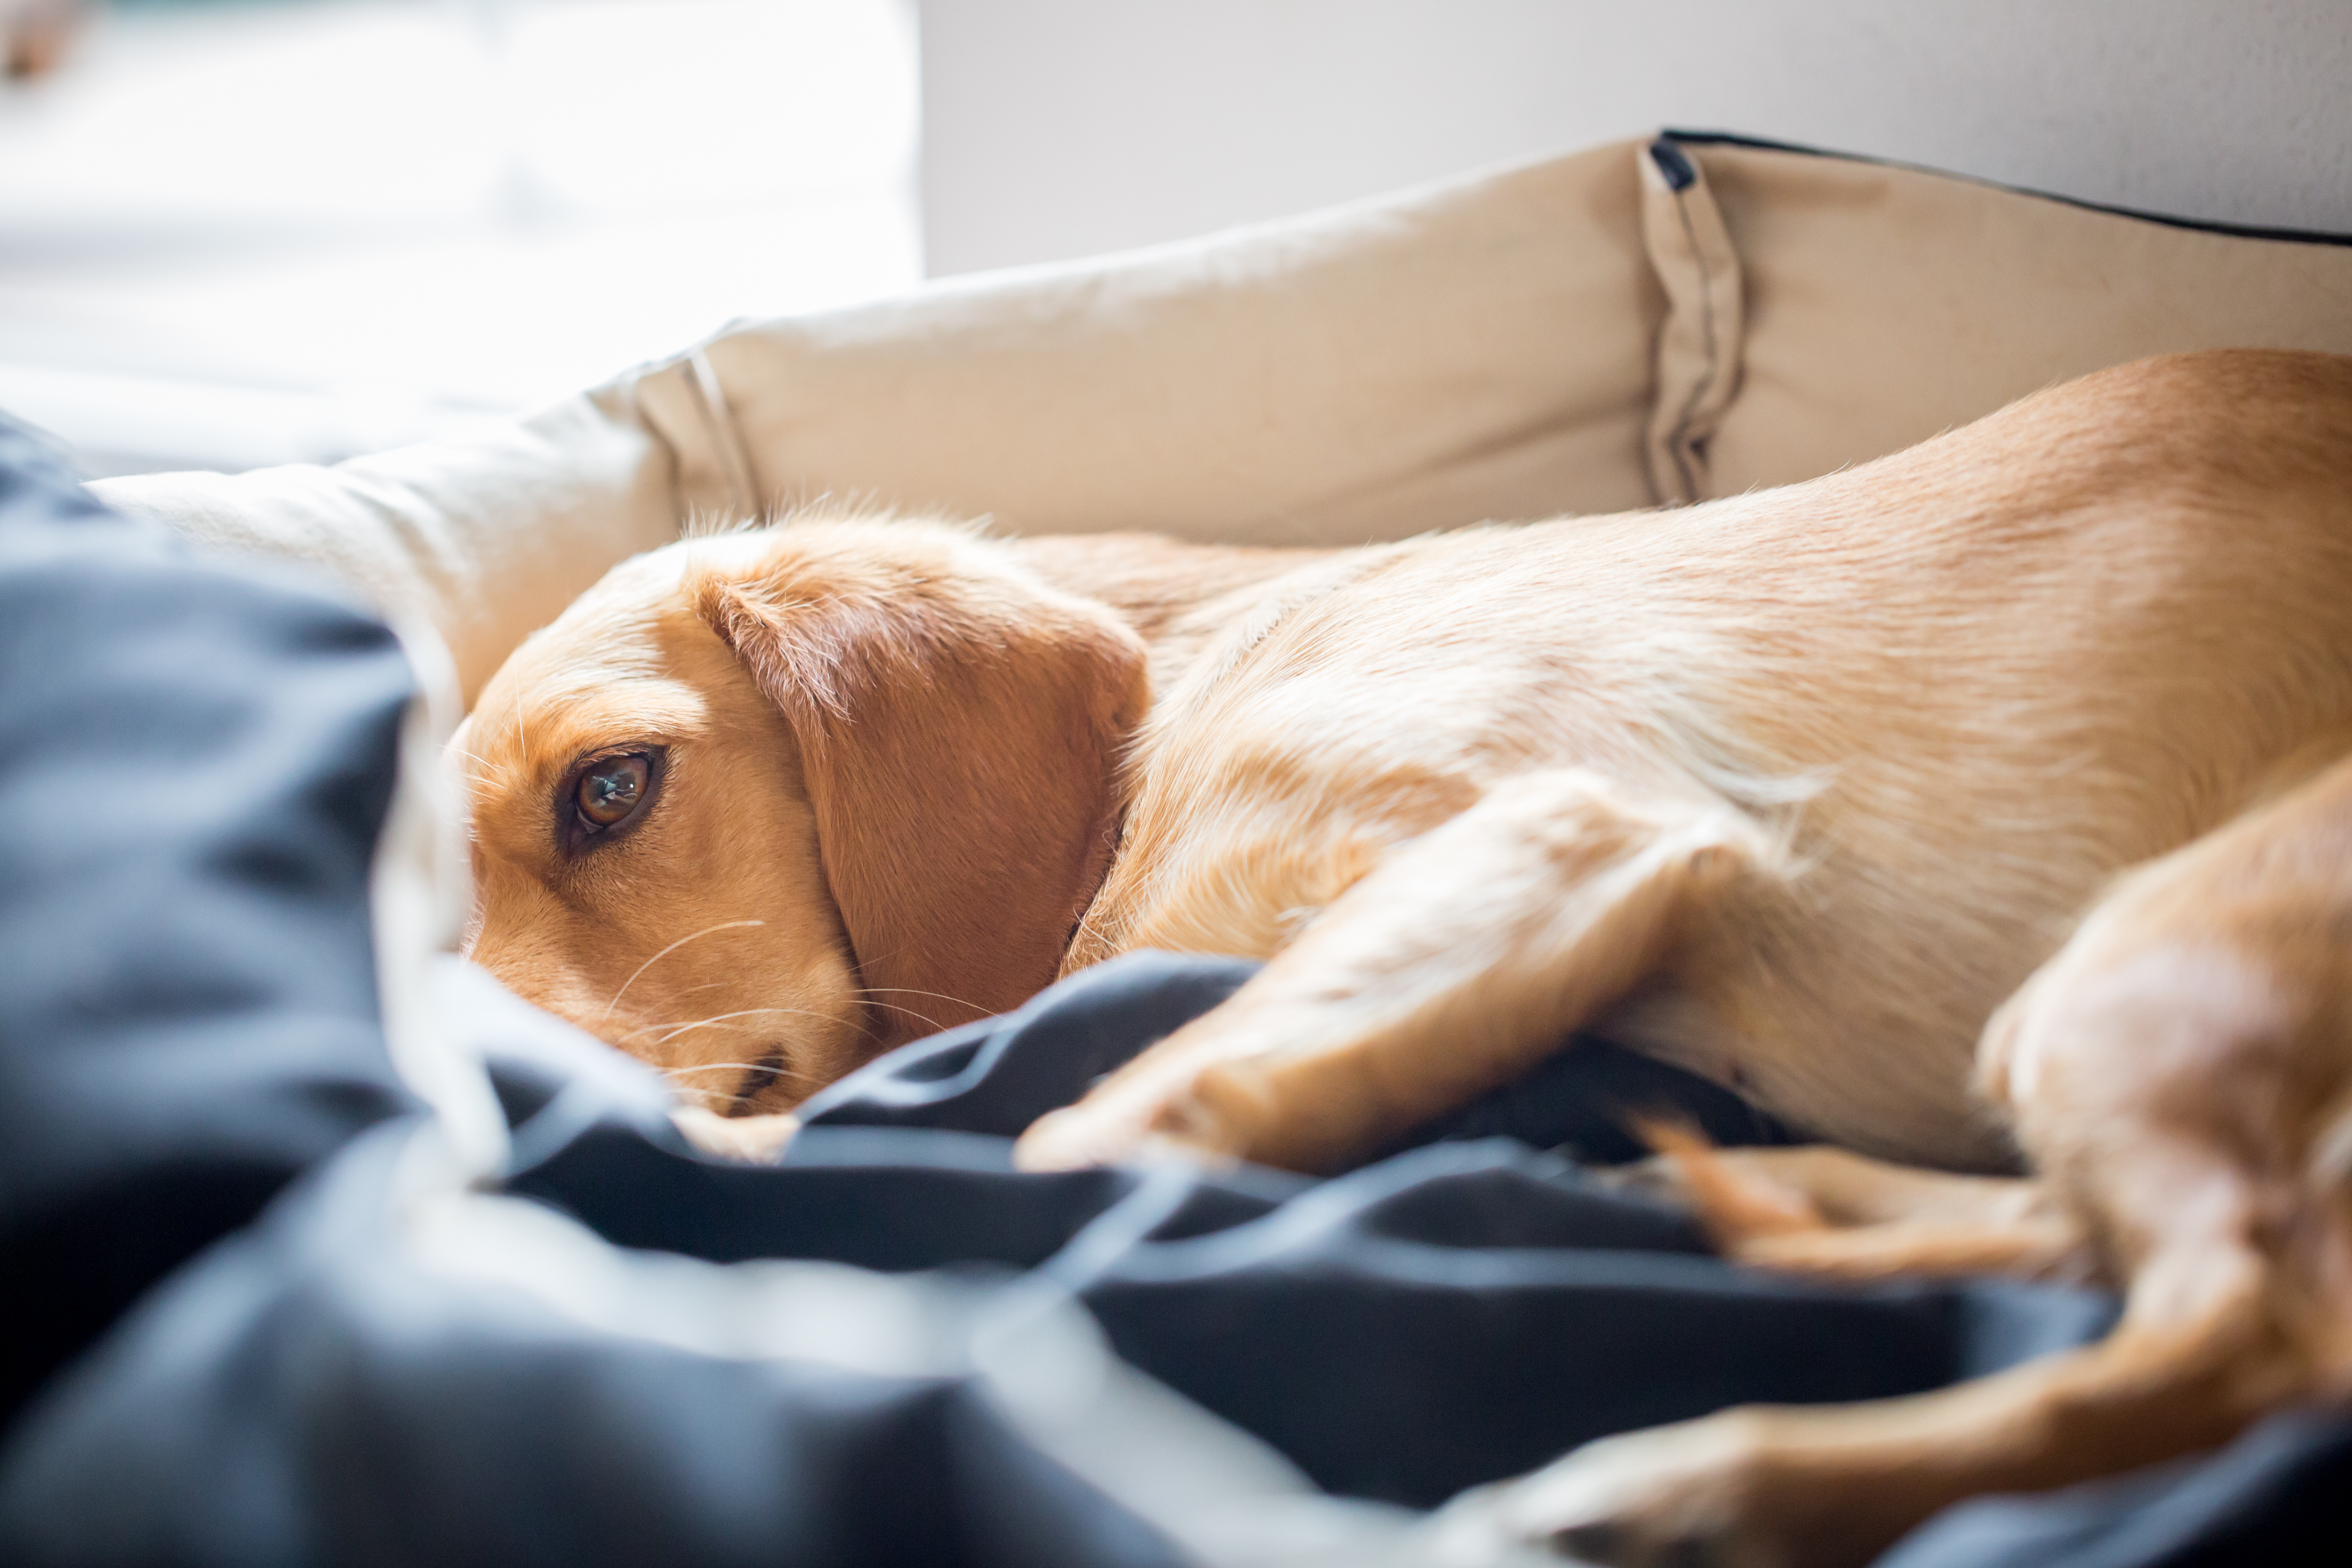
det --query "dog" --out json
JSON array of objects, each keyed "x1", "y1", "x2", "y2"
[{"x1": 455, "y1": 349, "x2": 2352, "y2": 1564}]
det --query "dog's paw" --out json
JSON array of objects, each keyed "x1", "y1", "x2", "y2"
[
  {"x1": 1012, "y1": 1101, "x2": 1153, "y2": 1170},
  {"x1": 1011, "y1": 1105, "x2": 1236, "y2": 1171},
  {"x1": 671, "y1": 1107, "x2": 800, "y2": 1164},
  {"x1": 1475, "y1": 1413, "x2": 1812, "y2": 1568},
  {"x1": 1013, "y1": 1071, "x2": 1260, "y2": 1171}
]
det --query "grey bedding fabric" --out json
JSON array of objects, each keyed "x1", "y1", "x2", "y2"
[
  {"x1": 1, "y1": 421, "x2": 2345, "y2": 1565},
  {"x1": 0, "y1": 420, "x2": 416, "y2": 1428}
]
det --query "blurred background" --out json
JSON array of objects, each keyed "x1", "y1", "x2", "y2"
[
  {"x1": 3, "y1": 0, "x2": 2346, "y2": 477},
  {"x1": 0, "y1": 0, "x2": 922, "y2": 474}
]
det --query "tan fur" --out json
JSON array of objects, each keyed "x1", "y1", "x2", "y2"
[
  {"x1": 691, "y1": 525, "x2": 1150, "y2": 1051},
  {"x1": 460, "y1": 524, "x2": 1149, "y2": 1109},
  {"x1": 457, "y1": 349, "x2": 2352, "y2": 1559},
  {"x1": 1494, "y1": 757, "x2": 2352, "y2": 1566}
]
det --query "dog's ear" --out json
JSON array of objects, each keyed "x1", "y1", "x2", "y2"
[{"x1": 690, "y1": 528, "x2": 1149, "y2": 1051}]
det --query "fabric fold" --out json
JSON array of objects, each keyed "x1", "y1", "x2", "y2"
[{"x1": 1639, "y1": 135, "x2": 1747, "y2": 505}]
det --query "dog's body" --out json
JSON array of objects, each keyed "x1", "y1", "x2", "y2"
[{"x1": 458, "y1": 350, "x2": 2352, "y2": 1564}]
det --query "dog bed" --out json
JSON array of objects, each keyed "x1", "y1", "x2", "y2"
[{"x1": 7, "y1": 135, "x2": 2352, "y2": 1566}]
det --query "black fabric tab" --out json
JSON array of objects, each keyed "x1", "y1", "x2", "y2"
[{"x1": 1649, "y1": 135, "x2": 1699, "y2": 192}]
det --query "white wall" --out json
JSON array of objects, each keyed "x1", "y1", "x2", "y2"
[{"x1": 919, "y1": 0, "x2": 2352, "y2": 276}]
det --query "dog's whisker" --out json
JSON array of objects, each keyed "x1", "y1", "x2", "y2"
[
  {"x1": 602, "y1": 920, "x2": 766, "y2": 1019},
  {"x1": 859, "y1": 997, "x2": 947, "y2": 1034},
  {"x1": 664, "y1": 1059, "x2": 811, "y2": 1080},
  {"x1": 614, "y1": 1004, "x2": 840, "y2": 1045},
  {"x1": 615, "y1": 1018, "x2": 759, "y2": 1045},
  {"x1": 447, "y1": 746, "x2": 513, "y2": 782},
  {"x1": 858, "y1": 985, "x2": 992, "y2": 1014},
  {"x1": 507, "y1": 665, "x2": 536, "y2": 766},
  {"x1": 1070, "y1": 904, "x2": 1116, "y2": 950},
  {"x1": 646, "y1": 1006, "x2": 836, "y2": 1046},
  {"x1": 662, "y1": 1055, "x2": 825, "y2": 1116}
]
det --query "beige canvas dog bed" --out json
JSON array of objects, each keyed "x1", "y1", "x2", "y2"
[
  {"x1": 91, "y1": 132, "x2": 2352, "y2": 703},
  {"x1": 26, "y1": 132, "x2": 2352, "y2": 1568}
]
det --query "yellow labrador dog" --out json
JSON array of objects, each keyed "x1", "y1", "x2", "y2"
[{"x1": 457, "y1": 350, "x2": 2352, "y2": 1565}]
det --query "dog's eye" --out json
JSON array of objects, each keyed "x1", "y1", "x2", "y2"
[{"x1": 577, "y1": 755, "x2": 650, "y2": 828}]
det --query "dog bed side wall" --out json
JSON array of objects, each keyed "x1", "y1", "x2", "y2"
[
  {"x1": 84, "y1": 135, "x2": 2352, "y2": 702},
  {"x1": 1691, "y1": 138, "x2": 2352, "y2": 500},
  {"x1": 90, "y1": 138, "x2": 1666, "y2": 701}
]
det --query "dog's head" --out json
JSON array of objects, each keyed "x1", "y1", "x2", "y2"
[{"x1": 455, "y1": 518, "x2": 1150, "y2": 1115}]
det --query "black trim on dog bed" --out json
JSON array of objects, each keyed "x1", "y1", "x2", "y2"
[{"x1": 1661, "y1": 128, "x2": 2352, "y2": 248}]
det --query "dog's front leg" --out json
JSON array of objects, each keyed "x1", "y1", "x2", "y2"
[{"x1": 1016, "y1": 770, "x2": 1769, "y2": 1173}]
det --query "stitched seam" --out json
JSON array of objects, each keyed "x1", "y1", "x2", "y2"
[
  {"x1": 616, "y1": 372, "x2": 695, "y2": 531},
  {"x1": 1665, "y1": 182, "x2": 1719, "y2": 504},
  {"x1": 686, "y1": 349, "x2": 764, "y2": 521},
  {"x1": 674, "y1": 360, "x2": 730, "y2": 513}
]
